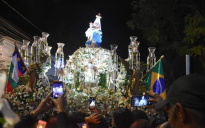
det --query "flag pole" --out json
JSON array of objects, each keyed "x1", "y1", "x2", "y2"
[
  {"x1": 140, "y1": 55, "x2": 164, "y2": 81},
  {"x1": 14, "y1": 42, "x2": 28, "y2": 70}
]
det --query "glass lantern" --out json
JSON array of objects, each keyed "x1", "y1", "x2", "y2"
[
  {"x1": 147, "y1": 47, "x2": 156, "y2": 71},
  {"x1": 130, "y1": 36, "x2": 138, "y2": 46},
  {"x1": 31, "y1": 36, "x2": 41, "y2": 63},
  {"x1": 110, "y1": 44, "x2": 118, "y2": 56},
  {"x1": 41, "y1": 32, "x2": 49, "y2": 50},
  {"x1": 21, "y1": 40, "x2": 30, "y2": 66}
]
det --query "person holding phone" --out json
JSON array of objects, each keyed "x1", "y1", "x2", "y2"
[
  {"x1": 131, "y1": 95, "x2": 153, "y2": 107},
  {"x1": 89, "y1": 97, "x2": 96, "y2": 110},
  {"x1": 52, "y1": 81, "x2": 64, "y2": 99},
  {"x1": 14, "y1": 89, "x2": 68, "y2": 128},
  {"x1": 50, "y1": 90, "x2": 70, "y2": 128},
  {"x1": 14, "y1": 92, "x2": 54, "y2": 128}
]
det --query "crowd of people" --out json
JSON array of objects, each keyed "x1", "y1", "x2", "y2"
[{"x1": 1, "y1": 74, "x2": 205, "y2": 128}]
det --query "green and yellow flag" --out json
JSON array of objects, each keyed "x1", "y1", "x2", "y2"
[{"x1": 143, "y1": 60, "x2": 166, "y2": 99}]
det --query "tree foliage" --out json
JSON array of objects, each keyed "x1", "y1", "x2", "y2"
[
  {"x1": 128, "y1": 0, "x2": 205, "y2": 85},
  {"x1": 128, "y1": 0, "x2": 189, "y2": 51},
  {"x1": 128, "y1": 0, "x2": 205, "y2": 58},
  {"x1": 182, "y1": 14, "x2": 205, "y2": 65}
]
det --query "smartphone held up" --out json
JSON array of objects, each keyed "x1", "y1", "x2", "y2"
[
  {"x1": 89, "y1": 97, "x2": 96, "y2": 110},
  {"x1": 131, "y1": 95, "x2": 153, "y2": 107},
  {"x1": 52, "y1": 81, "x2": 64, "y2": 99}
]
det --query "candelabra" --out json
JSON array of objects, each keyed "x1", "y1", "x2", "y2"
[
  {"x1": 128, "y1": 36, "x2": 140, "y2": 70},
  {"x1": 31, "y1": 36, "x2": 41, "y2": 63},
  {"x1": 29, "y1": 32, "x2": 52, "y2": 64},
  {"x1": 55, "y1": 43, "x2": 65, "y2": 76},
  {"x1": 46, "y1": 46, "x2": 52, "y2": 66},
  {"x1": 45, "y1": 46, "x2": 52, "y2": 55},
  {"x1": 21, "y1": 40, "x2": 30, "y2": 67},
  {"x1": 110, "y1": 44, "x2": 118, "y2": 89},
  {"x1": 110, "y1": 44, "x2": 118, "y2": 71},
  {"x1": 147, "y1": 47, "x2": 156, "y2": 71},
  {"x1": 41, "y1": 32, "x2": 49, "y2": 50}
]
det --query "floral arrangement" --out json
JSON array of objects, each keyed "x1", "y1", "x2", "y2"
[
  {"x1": 5, "y1": 52, "x2": 51, "y2": 117},
  {"x1": 66, "y1": 86, "x2": 130, "y2": 114},
  {"x1": 64, "y1": 63, "x2": 131, "y2": 115},
  {"x1": 68, "y1": 47, "x2": 113, "y2": 73},
  {"x1": 5, "y1": 84, "x2": 51, "y2": 118},
  {"x1": 5, "y1": 44, "x2": 155, "y2": 120}
]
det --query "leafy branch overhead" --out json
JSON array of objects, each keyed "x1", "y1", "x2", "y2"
[{"x1": 128, "y1": 0, "x2": 205, "y2": 66}]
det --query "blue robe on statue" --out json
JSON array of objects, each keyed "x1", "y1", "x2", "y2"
[{"x1": 92, "y1": 31, "x2": 102, "y2": 47}]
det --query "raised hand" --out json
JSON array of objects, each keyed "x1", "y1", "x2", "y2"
[
  {"x1": 85, "y1": 113, "x2": 101, "y2": 124},
  {"x1": 50, "y1": 90, "x2": 67, "y2": 111},
  {"x1": 147, "y1": 91, "x2": 163, "y2": 104},
  {"x1": 32, "y1": 92, "x2": 54, "y2": 117},
  {"x1": 91, "y1": 106, "x2": 101, "y2": 114}
]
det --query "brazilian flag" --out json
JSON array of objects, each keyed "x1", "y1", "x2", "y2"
[{"x1": 143, "y1": 60, "x2": 166, "y2": 99}]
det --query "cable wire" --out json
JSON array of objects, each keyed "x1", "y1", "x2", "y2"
[
  {"x1": 0, "y1": 18, "x2": 33, "y2": 41},
  {"x1": 0, "y1": 17, "x2": 33, "y2": 41},
  {"x1": 2, "y1": 0, "x2": 43, "y2": 32},
  {"x1": 2, "y1": 0, "x2": 58, "y2": 43}
]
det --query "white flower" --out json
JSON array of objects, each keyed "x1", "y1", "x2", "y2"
[
  {"x1": 82, "y1": 92, "x2": 88, "y2": 97},
  {"x1": 119, "y1": 80, "x2": 125, "y2": 83}
]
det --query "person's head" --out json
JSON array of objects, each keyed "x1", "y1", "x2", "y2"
[
  {"x1": 156, "y1": 74, "x2": 205, "y2": 128},
  {"x1": 130, "y1": 119, "x2": 151, "y2": 128},
  {"x1": 151, "y1": 112, "x2": 167, "y2": 128},
  {"x1": 113, "y1": 107, "x2": 134, "y2": 128},
  {"x1": 132, "y1": 110, "x2": 149, "y2": 121},
  {"x1": 87, "y1": 114, "x2": 108, "y2": 128}
]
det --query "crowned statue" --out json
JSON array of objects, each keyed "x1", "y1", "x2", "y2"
[{"x1": 85, "y1": 13, "x2": 102, "y2": 48}]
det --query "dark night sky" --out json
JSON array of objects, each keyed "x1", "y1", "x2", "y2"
[{"x1": 1, "y1": 0, "x2": 149, "y2": 62}]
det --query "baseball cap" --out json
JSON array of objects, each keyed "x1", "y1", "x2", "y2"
[{"x1": 156, "y1": 74, "x2": 205, "y2": 111}]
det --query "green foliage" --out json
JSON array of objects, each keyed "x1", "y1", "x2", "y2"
[
  {"x1": 128, "y1": 0, "x2": 185, "y2": 48},
  {"x1": 98, "y1": 73, "x2": 107, "y2": 89},
  {"x1": 68, "y1": 83, "x2": 72, "y2": 89},
  {"x1": 128, "y1": 0, "x2": 205, "y2": 86},
  {"x1": 124, "y1": 74, "x2": 130, "y2": 87},
  {"x1": 75, "y1": 72, "x2": 80, "y2": 90},
  {"x1": 183, "y1": 14, "x2": 205, "y2": 57}
]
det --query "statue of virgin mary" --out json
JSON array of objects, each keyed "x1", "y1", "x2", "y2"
[{"x1": 85, "y1": 13, "x2": 102, "y2": 48}]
